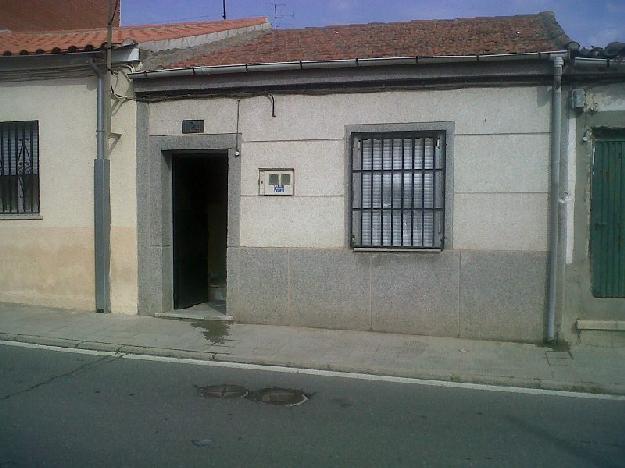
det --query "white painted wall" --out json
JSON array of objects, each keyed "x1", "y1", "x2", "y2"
[
  {"x1": 148, "y1": 86, "x2": 552, "y2": 252},
  {"x1": 586, "y1": 83, "x2": 625, "y2": 112},
  {"x1": 109, "y1": 72, "x2": 138, "y2": 314},
  {"x1": 0, "y1": 76, "x2": 138, "y2": 313}
]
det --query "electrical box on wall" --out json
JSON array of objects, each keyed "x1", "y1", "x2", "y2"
[
  {"x1": 259, "y1": 169, "x2": 294, "y2": 196},
  {"x1": 571, "y1": 89, "x2": 586, "y2": 111}
]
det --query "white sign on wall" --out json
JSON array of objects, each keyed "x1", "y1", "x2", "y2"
[{"x1": 259, "y1": 169, "x2": 294, "y2": 196}]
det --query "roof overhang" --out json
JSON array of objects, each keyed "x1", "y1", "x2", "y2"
[
  {"x1": 132, "y1": 51, "x2": 572, "y2": 99},
  {"x1": 131, "y1": 50, "x2": 568, "y2": 80},
  {"x1": 0, "y1": 44, "x2": 140, "y2": 78}
]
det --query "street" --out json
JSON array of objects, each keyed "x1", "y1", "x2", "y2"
[{"x1": 1, "y1": 343, "x2": 624, "y2": 468}]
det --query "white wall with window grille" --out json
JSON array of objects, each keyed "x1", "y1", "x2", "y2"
[
  {"x1": 0, "y1": 121, "x2": 40, "y2": 214},
  {"x1": 350, "y1": 132, "x2": 445, "y2": 248}
]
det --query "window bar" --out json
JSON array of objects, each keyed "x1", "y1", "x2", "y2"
[
  {"x1": 5, "y1": 124, "x2": 9, "y2": 212},
  {"x1": 29, "y1": 121, "x2": 34, "y2": 212},
  {"x1": 370, "y1": 138, "x2": 374, "y2": 246},
  {"x1": 379, "y1": 139, "x2": 384, "y2": 246},
  {"x1": 15, "y1": 122, "x2": 19, "y2": 213},
  {"x1": 410, "y1": 138, "x2": 415, "y2": 246},
  {"x1": 400, "y1": 137, "x2": 405, "y2": 246},
  {"x1": 11, "y1": 123, "x2": 16, "y2": 213},
  {"x1": 35, "y1": 122, "x2": 40, "y2": 213},
  {"x1": 0, "y1": 125, "x2": 4, "y2": 213},
  {"x1": 9, "y1": 123, "x2": 13, "y2": 213},
  {"x1": 5, "y1": 124, "x2": 10, "y2": 213},
  {"x1": 432, "y1": 136, "x2": 437, "y2": 247},
  {"x1": 390, "y1": 138, "x2": 394, "y2": 246},
  {"x1": 440, "y1": 133, "x2": 446, "y2": 248},
  {"x1": 16, "y1": 123, "x2": 20, "y2": 213},
  {"x1": 421, "y1": 138, "x2": 426, "y2": 247},
  {"x1": 359, "y1": 137, "x2": 364, "y2": 246},
  {"x1": 20, "y1": 122, "x2": 26, "y2": 213}
]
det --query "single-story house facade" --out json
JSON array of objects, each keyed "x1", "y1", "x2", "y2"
[{"x1": 2, "y1": 11, "x2": 624, "y2": 346}]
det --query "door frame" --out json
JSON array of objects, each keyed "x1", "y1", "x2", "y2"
[{"x1": 137, "y1": 132, "x2": 240, "y2": 316}]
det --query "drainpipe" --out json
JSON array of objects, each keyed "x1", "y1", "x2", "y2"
[
  {"x1": 546, "y1": 56, "x2": 564, "y2": 342},
  {"x1": 89, "y1": 60, "x2": 111, "y2": 314},
  {"x1": 86, "y1": 1, "x2": 116, "y2": 314}
]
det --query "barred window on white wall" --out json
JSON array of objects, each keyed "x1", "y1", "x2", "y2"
[
  {"x1": 351, "y1": 131, "x2": 445, "y2": 249},
  {"x1": 0, "y1": 121, "x2": 40, "y2": 214}
]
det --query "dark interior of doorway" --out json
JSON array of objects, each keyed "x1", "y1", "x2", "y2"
[{"x1": 173, "y1": 153, "x2": 228, "y2": 313}]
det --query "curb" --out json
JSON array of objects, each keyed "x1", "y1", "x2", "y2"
[{"x1": 1, "y1": 332, "x2": 624, "y2": 397}]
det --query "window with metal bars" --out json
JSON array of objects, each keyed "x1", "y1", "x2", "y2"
[
  {"x1": 0, "y1": 121, "x2": 40, "y2": 215},
  {"x1": 350, "y1": 131, "x2": 445, "y2": 249}
]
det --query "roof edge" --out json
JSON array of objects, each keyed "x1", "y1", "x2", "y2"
[{"x1": 131, "y1": 50, "x2": 569, "y2": 79}]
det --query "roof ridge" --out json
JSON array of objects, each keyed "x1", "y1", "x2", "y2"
[
  {"x1": 278, "y1": 11, "x2": 558, "y2": 32},
  {"x1": 118, "y1": 16, "x2": 268, "y2": 31}
]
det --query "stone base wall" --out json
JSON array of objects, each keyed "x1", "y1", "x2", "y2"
[{"x1": 227, "y1": 247, "x2": 547, "y2": 343}]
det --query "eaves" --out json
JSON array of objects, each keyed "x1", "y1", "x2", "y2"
[
  {"x1": 0, "y1": 46, "x2": 140, "y2": 81},
  {"x1": 132, "y1": 52, "x2": 566, "y2": 100}
]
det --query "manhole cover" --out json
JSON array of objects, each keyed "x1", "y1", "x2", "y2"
[
  {"x1": 246, "y1": 387, "x2": 309, "y2": 406},
  {"x1": 197, "y1": 384, "x2": 248, "y2": 399}
]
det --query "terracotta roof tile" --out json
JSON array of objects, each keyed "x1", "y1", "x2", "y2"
[
  {"x1": 0, "y1": 0, "x2": 119, "y2": 31},
  {"x1": 171, "y1": 12, "x2": 570, "y2": 69},
  {"x1": 0, "y1": 17, "x2": 268, "y2": 56}
]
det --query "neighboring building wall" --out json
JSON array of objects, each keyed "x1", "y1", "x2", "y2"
[
  {"x1": 0, "y1": 75, "x2": 138, "y2": 313},
  {"x1": 145, "y1": 86, "x2": 551, "y2": 341},
  {"x1": 563, "y1": 83, "x2": 625, "y2": 347},
  {"x1": 0, "y1": 78, "x2": 96, "y2": 310}
]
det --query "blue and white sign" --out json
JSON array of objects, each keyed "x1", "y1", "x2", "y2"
[{"x1": 259, "y1": 169, "x2": 294, "y2": 196}]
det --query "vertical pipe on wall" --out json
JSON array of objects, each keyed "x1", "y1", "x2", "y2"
[
  {"x1": 89, "y1": 0, "x2": 117, "y2": 314},
  {"x1": 90, "y1": 58, "x2": 111, "y2": 314},
  {"x1": 547, "y1": 56, "x2": 564, "y2": 342}
]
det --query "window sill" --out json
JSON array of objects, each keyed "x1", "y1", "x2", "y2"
[
  {"x1": 0, "y1": 214, "x2": 43, "y2": 220},
  {"x1": 353, "y1": 247, "x2": 442, "y2": 253}
]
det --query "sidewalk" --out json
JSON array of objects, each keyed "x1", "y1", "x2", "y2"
[{"x1": 1, "y1": 302, "x2": 625, "y2": 395}]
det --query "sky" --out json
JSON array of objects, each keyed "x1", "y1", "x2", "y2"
[{"x1": 121, "y1": 0, "x2": 625, "y2": 47}]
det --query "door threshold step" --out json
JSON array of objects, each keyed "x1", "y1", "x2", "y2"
[{"x1": 156, "y1": 311, "x2": 233, "y2": 321}]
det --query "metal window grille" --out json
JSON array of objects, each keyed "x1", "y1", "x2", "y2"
[
  {"x1": 0, "y1": 121, "x2": 40, "y2": 214},
  {"x1": 350, "y1": 131, "x2": 445, "y2": 249}
]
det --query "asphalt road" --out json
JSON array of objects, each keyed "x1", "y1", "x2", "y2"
[{"x1": 1, "y1": 343, "x2": 624, "y2": 468}]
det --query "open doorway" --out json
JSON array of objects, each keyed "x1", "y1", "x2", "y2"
[{"x1": 172, "y1": 153, "x2": 228, "y2": 318}]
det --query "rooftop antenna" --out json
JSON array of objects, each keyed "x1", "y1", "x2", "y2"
[{"x1": 222, "y1": 0, "x2": 226, "y2": 20}]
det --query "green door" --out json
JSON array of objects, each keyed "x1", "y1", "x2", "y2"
[{"x1": 590, "y1": 137, "x2": 625, "y2": 297}]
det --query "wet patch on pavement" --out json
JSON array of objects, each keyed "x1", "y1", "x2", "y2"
[{"x1": 190, "y1": 320, "x2": 230, "y2": 345}]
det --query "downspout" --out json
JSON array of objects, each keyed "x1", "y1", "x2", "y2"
[
  {"x1": 546, "y1": 56, "x2": 564, "y2": 342},
  {"x1": 86, "y1": 1, "x2": 116, "y2": 314},
  {"x1": 89, "y1": 59, "x2": 111, "y2": 314}
]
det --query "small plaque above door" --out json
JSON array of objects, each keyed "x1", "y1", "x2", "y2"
[{"x1": 182, "y1": 120, "x2": 204, "y2": 134}]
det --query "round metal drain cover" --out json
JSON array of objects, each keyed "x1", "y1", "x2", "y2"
[
  {"x1": 197, "y1": 384, "x2": 248, "y2": 399},
  {"x1": 246, "y1": 387, "x2": 308, "y2": 406}
]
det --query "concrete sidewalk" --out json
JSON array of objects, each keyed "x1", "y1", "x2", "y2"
[{"x1": 1, "y1": 302, "x2": 625, "y2": 395}]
